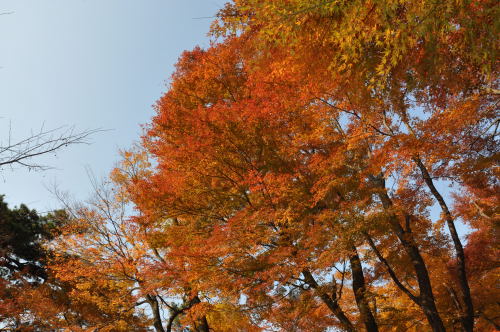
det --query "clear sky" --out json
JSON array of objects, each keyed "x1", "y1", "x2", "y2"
[{"x1": 0, "y1": 0, "x2": 221, "y2": 212}]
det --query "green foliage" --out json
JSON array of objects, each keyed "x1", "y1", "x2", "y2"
[{"x1": 0, "y1": 195, "x2": 58, "y2": 281}]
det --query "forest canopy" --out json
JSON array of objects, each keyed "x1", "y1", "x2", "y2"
[{"x1": 1, "y1": 0, "x2": 498, "y2": 331}]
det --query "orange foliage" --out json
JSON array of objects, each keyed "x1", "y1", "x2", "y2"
[{"x1": 15, "y1": 1, "x2": 498, "y2": 331}]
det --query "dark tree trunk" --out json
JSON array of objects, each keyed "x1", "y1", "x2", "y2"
[
  {"x1": 166, "y1": 295, "x2": 205, "y2": 332},
  {"x1": 166, "y1": 307, "x2": 183, "y2": 332},
  {"x1": 303, "y1": 270, "x2": 357, "y2": 332},
  {"x1": 146, "y1": 294, "x2": 166, "y2": 332},
  {"x1": 350, "y1": 246, "x2": 379, "y2": 332},
  {"x1": 371, "y1": 175, "x2": 446, "y2": 332},
  {"x1": 414, "y1": 157, "x2": 474, "y2": 332},
  {"x1": 195, "y1": 315, "x2": 210, "y2": 332}
]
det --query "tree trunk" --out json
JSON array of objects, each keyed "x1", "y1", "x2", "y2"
[
  {"x1": 371, "y1": 175, "x2": 446, "y2": 332},
  {"x1": 146, "y1": 294, "x2": 166, "y2": 332},
  {"x1": 303, "y1": 270, "x2": 357, "y2": 332},
  {"x1": 350, "y1": 246, "x2": 379, "y2": 332},
  {"x1": 414, "y1": 156, "x2": 474, "y2": 332},
  {"x1": 166, "y1": 295, "x2": 206, "y2": 332},
  {"x1": 195, "y1": 315, "x2": 210, "y2": 332}
]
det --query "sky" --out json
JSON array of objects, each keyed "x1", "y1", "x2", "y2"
[{"x1": 0, "y1": 0, "x2": 222, "y2": 212}]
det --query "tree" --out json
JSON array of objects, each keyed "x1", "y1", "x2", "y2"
[
  {"x1": 125, "y1": 0, "x2": 498, "y2": 329},
  {"x1": 0, "y1": 196, "x2": 62, "y2": 329},
  {"x1": 130, "y1": 39, "x2": 390, "y2": 331},
  {"x1": 12, "y1": 0, "x2": 497, "y2": 330},
  {"x1": 34, "y1": 151, "x2": 255, "y2": 331},
  {"x1": 208, "y1": 1, "x2": 498, "y2": 330},
  {"x1": 0, "y1": 196, "x2": 51, "y2": 279}
]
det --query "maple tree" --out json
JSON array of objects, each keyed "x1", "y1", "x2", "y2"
[
  {"x1": 207, "y1": 1, "x2": 497, "y2": 330},
  {"x1": 10, "y1": 0, "x2": 498, "y2": 331},
  {"x1": 22, "y1": 151, "x2": 253, "y2": 332},
  {"x1": 127, "y1": 0, "x2": 497, "y2": 330}
]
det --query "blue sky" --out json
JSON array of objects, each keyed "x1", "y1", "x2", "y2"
[{"x1": 0, "y1": 0, "x2": 221, "y2": 211}]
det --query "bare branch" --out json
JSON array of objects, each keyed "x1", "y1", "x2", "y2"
[{"x1": 0, "y1": 125, "x2": 105, "y2": 171}]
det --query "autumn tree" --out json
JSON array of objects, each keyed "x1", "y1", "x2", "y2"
[
  {"x1": 126, "y1": 0, "x2": 498, "y2": 330},
  {"x1": 26, "y1": 150, "x2": 255, "y2": 332},
  {"x1": 128, "y1": 39, "x2": 393, "y2": 331},
  {"x1": 208, "y1": 1, "x2": 498, "y2": 331},
  {"x1": 12, "y1": 1, "x2": 496, "y2": 331}
]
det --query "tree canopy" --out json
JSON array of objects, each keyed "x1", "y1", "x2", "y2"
[{"x1": 5, "y1": 0, "x2": 498, "y2": 331}]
